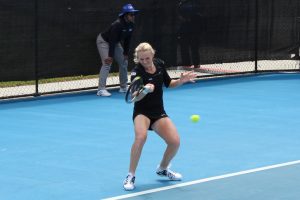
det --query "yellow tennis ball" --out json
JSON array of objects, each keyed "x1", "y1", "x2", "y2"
[{"x1": 190, "y1": 114, "x2": 200, "y2": 123}]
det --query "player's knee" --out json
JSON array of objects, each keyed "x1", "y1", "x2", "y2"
[
  {"x1": 167, "y1": 137, "x2": 180, "y2": 148},
  {"x1": 135, "y1": 134, "x2": 147, "y2": 145}
]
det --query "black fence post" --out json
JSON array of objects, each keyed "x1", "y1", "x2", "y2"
[
  {"x1": 254, "y1": 0, "x2": 258, "y2": 73},
  {"x1": 297, "y1": 17, "x2": 300, "y2": 70},
  {"x1": 34, "y1": 0, "x2": 39, "y2": 96}
]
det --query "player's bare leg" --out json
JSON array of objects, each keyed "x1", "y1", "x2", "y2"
[
  {"x1": 153, "y1": 117, "x2": 182, "y2": 180},
  {"x1": 124, "y1": 115, "x2": 150, "y2": 190}
]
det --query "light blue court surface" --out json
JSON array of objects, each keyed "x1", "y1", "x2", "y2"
[{"x1": 0, "y1": 73, "x2": 300, "y2": 200}]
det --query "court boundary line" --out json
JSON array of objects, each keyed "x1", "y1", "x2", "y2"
[{"x1": 102, "y1": 160, "x2": 300, "y2": 200}]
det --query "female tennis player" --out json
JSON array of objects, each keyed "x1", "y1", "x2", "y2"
[{"x1": 123, "y1": 42, "x2": 197, "y2": 190}]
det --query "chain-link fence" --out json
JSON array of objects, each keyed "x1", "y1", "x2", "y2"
[{"x1": 0, "y1": 0, "x2": 299, "y2": 100}]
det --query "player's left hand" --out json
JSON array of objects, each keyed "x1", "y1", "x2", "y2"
[{"x1": 179, "y1": 71, "x2": 197, "y2": 84}]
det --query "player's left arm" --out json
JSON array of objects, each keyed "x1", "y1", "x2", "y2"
[
  {"x1": 158, "y1": 59, "x2": 197, "y2": 88},
  {"x1": 169, "y1": 71, "x2": 197, "y2": 88}
]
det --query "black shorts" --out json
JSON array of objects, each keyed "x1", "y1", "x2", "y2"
[{"x1": 132, "y1": 111, "x2": 168, "y2": 130}]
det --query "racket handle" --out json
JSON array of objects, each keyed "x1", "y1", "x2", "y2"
[{"x1": 142, "y1": 85, "x2": 151, "y2": 94}]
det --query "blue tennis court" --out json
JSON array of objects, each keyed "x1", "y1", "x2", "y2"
[{"x1": 1, "y1": 73, "x2": 300, "y2": 200}]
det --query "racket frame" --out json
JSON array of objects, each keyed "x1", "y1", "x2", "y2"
[{"x1": 125, "y1": 76, "x2": 144, "y2": 103}]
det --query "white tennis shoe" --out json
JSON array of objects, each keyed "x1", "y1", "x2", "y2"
[
  {"x1": 119, "y1": 87, "x2": 128, "y2": 93},
  {"x1": 97, "y1": 89, "x2": 111, "y2": 97},
  {"x1": 123, "y1": 174, "x2": 135, "y2": 190},
  {"x1": 156, "y1": 166, "x2": 182, "y2": 181}
]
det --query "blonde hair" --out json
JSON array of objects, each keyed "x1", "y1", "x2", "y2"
[{"x1": 133, "y1": 42, "x2": 155, "y2": 64}]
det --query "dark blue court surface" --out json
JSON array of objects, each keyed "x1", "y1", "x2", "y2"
[{"x1": 1, "y1": 73, "x2": 300, "y2": 200}]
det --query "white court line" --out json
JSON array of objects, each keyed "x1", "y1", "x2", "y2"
[{"x1": 102, "y1": 160, "x2": 300, "y2": 200}]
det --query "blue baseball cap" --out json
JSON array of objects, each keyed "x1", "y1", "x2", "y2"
[{"x1": 119, "y1": 4, "x2": 139, "y2": 16}]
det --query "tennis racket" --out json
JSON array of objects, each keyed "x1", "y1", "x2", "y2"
[{"x1": 125, "y1": 76, "x2": 150, "y2": 103}]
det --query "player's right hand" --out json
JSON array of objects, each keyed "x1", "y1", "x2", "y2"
[{"x1": 143, "y1": 84, "x2": 154, "y2": 94}]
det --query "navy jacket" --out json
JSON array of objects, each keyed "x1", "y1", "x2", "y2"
[{"x1": 101, "y1": 17, "x2": 134, "y2": 57}]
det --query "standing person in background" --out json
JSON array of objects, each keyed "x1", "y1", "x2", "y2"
[
  {"x1": 177, "y1": 0, "x2": 202, "y2": 68},
  {"x1": 96, "y1": 4, "x2": 139, "y2": 96},
  {"x1": 123, "y1": 42, "x2": 197, "y2": 190}
]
